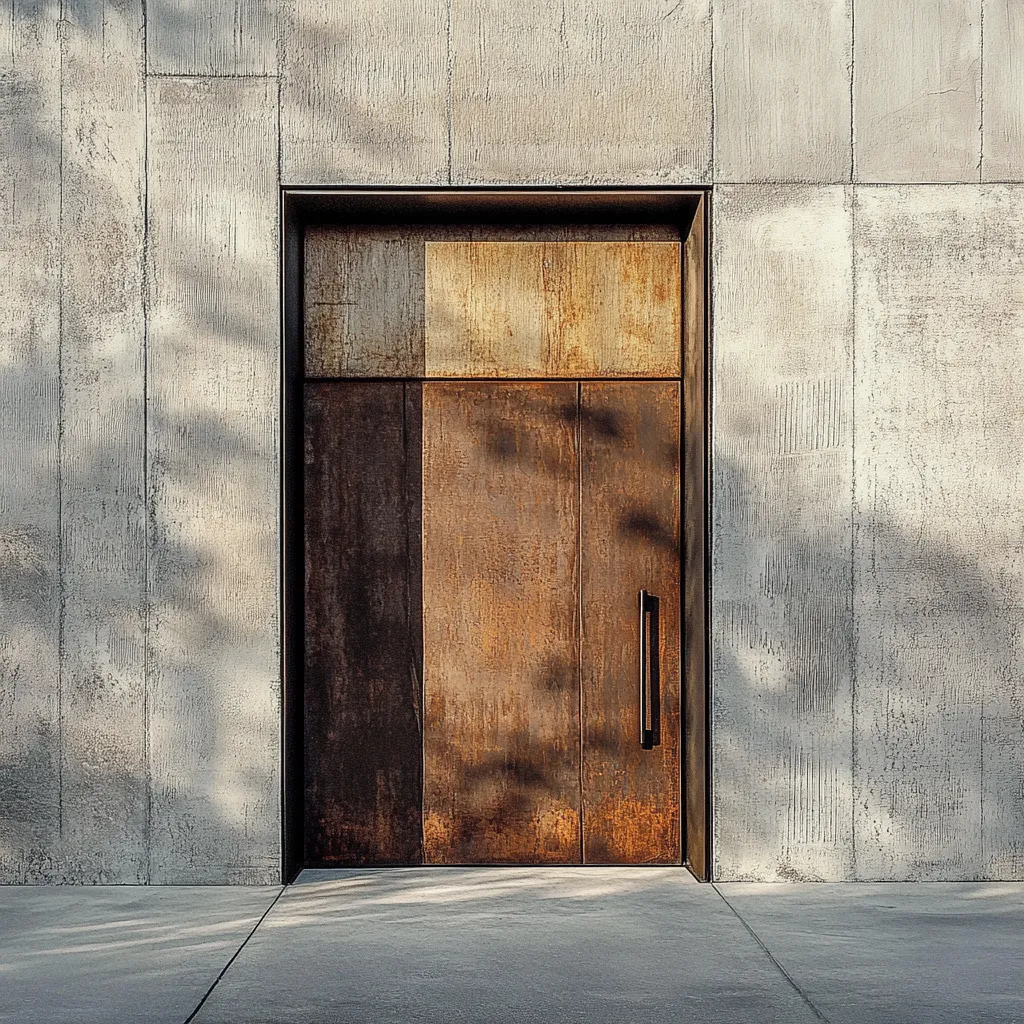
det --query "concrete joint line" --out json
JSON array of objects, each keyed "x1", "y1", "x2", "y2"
[
  {"x1": 182, "y1": 886, "x2": 287, "y2": 1024},
  {"x1": 712, "y1": 886, "x2": 832, "y2": 1024}
]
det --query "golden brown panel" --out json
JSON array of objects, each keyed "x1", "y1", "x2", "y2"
[
  {"x1": 580, "y1": 381, "x2": 681, "y2": 864},
  {"x1": 424, "y1": 241, "x2": 681, "y2": 378},
  {"x1": 421, "y1": 382, "x2": 582, "y2": 864}
]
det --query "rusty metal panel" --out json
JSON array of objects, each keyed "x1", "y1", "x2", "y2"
[
  {"x1": 421, "y1": 382, "x2": 582, "y2": 864},
  {"x1": 581, "y1": 382, "x2": 682, "y2": 864},
  {"x1": 303, "y1": 382, "x2": 424, "y2": 866},
  {"x1": 424, "y1": 241, "x2": 681, "y2": 378}
]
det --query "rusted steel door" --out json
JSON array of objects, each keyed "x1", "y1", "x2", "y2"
[
  {"x1": 580, "y1": 382, "x2": 681, "y2": 864},
  {"x1": 303, "y1": 236, "x2": 682, "y2": 866}
]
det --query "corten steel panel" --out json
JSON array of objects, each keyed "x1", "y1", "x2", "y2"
[
  {"x1": 682, "y1": 196, "x2": 709, "y2": 880},
  {"x1": 581, "y1": 382, "x2": 682, "y2": 865},
  {"x1": 423, "y1": 242, "x2": 681, "y2": 378},
  {"x1": 303, "y1": 383, "x2": 424, "y2": 865},
  {"x1": 421, "y1": 383, "x2": 582, "y2": 864},
  {"x1": 304, "y1": 227, "x2": 428, "y2": 378}
]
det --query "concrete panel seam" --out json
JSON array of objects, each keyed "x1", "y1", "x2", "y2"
[
  {"x1": 979, "y1": 0, "x2": 985, "y2": 181},
  {"x1": 145, "y1": 72, "x2": 279, "y2": 80},
  {"x1": 143, "y1": 0, "x2": 153, "y2": 885},
  {"x1": 715, "y1": 179, "x2": 1024, "y2": 187},
  {"x1": 446, "y1": 0, "x2": 454, "y2": 186},
  {"x1": 708, "y1": 0, "x2": 715, "y2": 182},
  {"x1": 182, "y1": 885, "x2": 287, "y2": 1024},
  {"x1": 56, "y1": 0, "x2": 66, "y2": 847},
  {"x1": 850, "y1": 184, "x2": 857, "y2": 880},
  {"x1": 849, "y1": 0, "x2": 856, "y2": 181},
  {"x1": 712, "y1": 885, "x2": 832, "y2": 1022}
]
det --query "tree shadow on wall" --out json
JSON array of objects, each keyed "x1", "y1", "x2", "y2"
[{"x1": 713, "y1": 450, "x2": 1024, "y2": 882}]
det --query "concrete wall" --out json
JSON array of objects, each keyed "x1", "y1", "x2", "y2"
[{"x1": 1, "y1": 0, "x2": 1021, "y2": 882}]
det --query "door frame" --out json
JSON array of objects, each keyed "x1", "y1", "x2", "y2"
[{"x1": 280, "y1": 186, "x2": 711, "y2": 881}]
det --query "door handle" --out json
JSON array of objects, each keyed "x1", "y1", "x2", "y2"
[{"x1": 639, "y1": 589, "x2": 659, "y2": 749}]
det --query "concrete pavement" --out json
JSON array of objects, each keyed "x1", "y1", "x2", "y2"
[{"x1": 2, "y1": 871, "x2": 1022, "y2": 1023}]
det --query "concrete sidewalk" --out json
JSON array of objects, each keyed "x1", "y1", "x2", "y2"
[{"x1": 2, "y1": 871, "x2": 1022, "y2": 1024}]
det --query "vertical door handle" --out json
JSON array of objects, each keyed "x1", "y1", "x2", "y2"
[{"x1": 639, "y1": 589, "x2": 658, "y2": 749}]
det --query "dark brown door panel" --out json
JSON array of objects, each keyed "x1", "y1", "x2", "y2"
[{"x1": 303, "y1": 382, "x2": 423, "y2": 865}]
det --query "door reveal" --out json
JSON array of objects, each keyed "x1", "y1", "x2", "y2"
[{"x1": 301, "y1": 228, "x2": 696, "y2": 868}]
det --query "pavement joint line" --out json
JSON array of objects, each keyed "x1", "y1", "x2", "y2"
[
  {"x1": 181, "y1": 885, "x2": 288, "y2": 1024},
  {"x1": 712, "y1": 885, "x2": 832, "y2": 1024}
]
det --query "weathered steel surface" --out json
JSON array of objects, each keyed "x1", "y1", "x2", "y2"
[
  {"x1": 303, "y1": 383, "x2": 423, "y2": 865},
  {"x1": 280, "y1": 0, "x2": 447, "y2": 184},
  {"x1": 714, "y1": 0, "x2": 852, "y2": 182},
  {"x1": 421, "y1": 383, "x2": 582, "y2": 864},
  {"x1": 581, "y1": 382, "x2": 681, "y2": 864},
  {"x1": 682, "y1": 198, "x2": 708, "y2": 878},
  {"x1": 146, "y1": 78, "x2": 281, "y2": 884},
  {"x1": 712, "y1": 185, "x2": 854, "y2": 881},
  {"x1": 854, "y1": 185, "x2": 1024, "y2": 880},
  {"x1": 424, "y1": 242, "x2": 681, "y2": 378},
  {"x1": 60, "y1": 0, "x2": 149, "y2": 883},
  {"x1": 147, "y1": 0, "x2": 277, "y2": 75},
  {"x1": 982, "y1": 1, "x2": 1024, "y2": 181},
  {"x1": 304, "y1": 226, "x2": 427, "y2": 378},
  {"x1": 0, "y1": 0, "x2": 62, "y2": 884},
  {"x1": 450, "y1": 0, "x2": 711, "y2": 183},
  {"x1": 854, "y1": 0, "x2": 981, "y2": 181}
]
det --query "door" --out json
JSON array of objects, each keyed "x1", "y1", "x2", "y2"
[
  {"x1": 303, "y1": 236, "x2": 683, "y2": 866},
  {"x1": 420, "y1": 381, "x2": 680, "y2": 864}
]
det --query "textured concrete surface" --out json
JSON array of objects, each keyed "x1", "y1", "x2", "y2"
[
  {"x1": 5, "y1": 873, "x2": 1023, "y2": 1023},
  {"x1": 0, "y1": 885, "x2": 281, "y2": 1024}
]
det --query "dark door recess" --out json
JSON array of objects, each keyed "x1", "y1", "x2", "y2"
[{"x1": 294, "y1": 219, "x2": 705, "y2": 871}]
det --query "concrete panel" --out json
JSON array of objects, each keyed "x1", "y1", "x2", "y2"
[
  {"x1": 147, "y1": 78, "x2": 281, "y2": 883},
  {"x1": 712, "y1": 185, "x2": 854, "y2": 881},
  {"x1": 450, "y1": 0, "x2": 712, "y2": 184},
  {"x1": 0, "y1": 1, "x2": 62, "y2": 883},
  {"x1": 854, "y1": 0, "x2": 981, "y2": 181},
  {"x1": 280, "y1": 0, "x2": 447, "y2": 184},
  {"x1": 983, "y1": 0, "x2": 1024, "y2": 181},
  {"x1": 147, "y1": 0, "x2": 278, "y2": 75},
  {"x1": 713, "y1": 0, "x2": 852, "y2": 182},
  {"x1": 59, "y1": 0, "x2": 148, "y2": 884},
  {"x1": 854, "y1": 185, "x2": 1024, "y2": 880},
  {"x1": 192, "y1": 869, "x2": 821, "y2": 1023}
]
